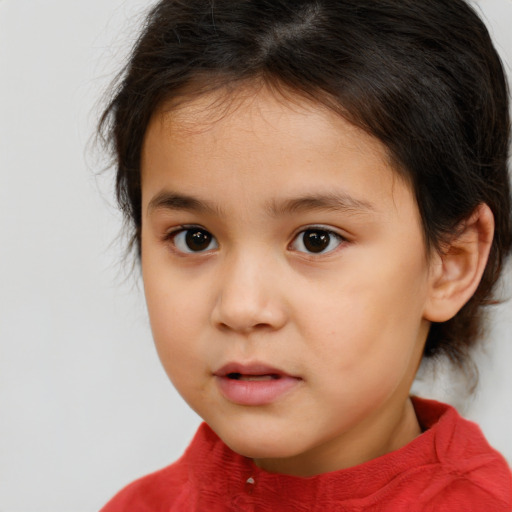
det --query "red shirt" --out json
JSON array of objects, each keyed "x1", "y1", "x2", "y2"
[{"x1": 101, "y1": 398, "x2": 512, "y2": 511}]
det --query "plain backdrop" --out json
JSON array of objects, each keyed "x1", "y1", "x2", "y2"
[{"x1": 0, "y1": 1, "x2": 511, "y2": 511}]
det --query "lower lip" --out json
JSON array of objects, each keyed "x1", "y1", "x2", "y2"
[{"x1": 215, "y1": 375, "x2": 301, "y2": 405}]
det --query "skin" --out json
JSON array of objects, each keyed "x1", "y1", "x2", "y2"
[{"x1": 139, "y1": 87, "x2": 451, "y2": 477}]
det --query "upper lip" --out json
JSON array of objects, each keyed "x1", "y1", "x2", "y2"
[{"x1": 213, "y1": 362, "x2": 295, "y2": 378}]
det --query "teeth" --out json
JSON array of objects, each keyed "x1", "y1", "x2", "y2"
[{"x1": 240, "y1": 375, "x2": 275, "y2": 381}]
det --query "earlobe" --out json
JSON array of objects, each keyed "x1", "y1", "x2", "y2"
[{"x1": 423, "y1": 203, "x2": 494, "y2": 323}]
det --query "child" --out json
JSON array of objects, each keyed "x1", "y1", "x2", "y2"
[{"x1": 99, "y1": 0, "x2": 512, "y2": 510}]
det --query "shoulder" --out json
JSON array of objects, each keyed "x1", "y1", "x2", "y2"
[
  {"x1": 422, "y1": 472, "x2": 512, "y2": 512},
  {"x1": 99, "y1": 458, "x2": 188, "y2": 512},
  {"x1": 425, "y1": 438, "x2": 512, "y2": 512},
  {"x1": 99, "y1": 423, "x2": 219, "y2": 512},
  {"x1": 412, "y1": 397, "x2": 512, "y2": 511}
]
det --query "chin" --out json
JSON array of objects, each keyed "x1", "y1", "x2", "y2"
[{"x1": 211, "y1": 420, "x2": 304, "y2": 460}]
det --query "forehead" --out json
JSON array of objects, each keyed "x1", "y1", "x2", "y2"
[
  {"x1": 144, "y1": 85, "x2": 394, "y2": 170},
  {"x1": 140, "y1": 85, "x2": 414, "y2": 219}
]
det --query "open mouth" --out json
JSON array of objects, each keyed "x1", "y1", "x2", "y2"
[
  {"x1": 227, "y1": 373, "x2": 281, "y2": 381},
  {"x1": 215, "y1": 363, "x2": 301, "y2": 405}
]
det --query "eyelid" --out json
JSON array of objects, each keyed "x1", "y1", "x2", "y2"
[
  {"x1": 163, "y1": 224, "x2": 218, "y2": 255},
  {"x1": 289, "y1": 224, "x2": 347, "y2": 241},
  {"x1": 288, "y1": 225, "x2": 347, "y2": 255},
  {"x1": 163, "y1": 224, "x2": 193, "y2": 238}
]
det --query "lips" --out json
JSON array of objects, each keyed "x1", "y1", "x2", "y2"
[
  {"x1": 215, "y1": 362, "x2": 289, "y2": 378},
  {"x1": 227, "y1": 374, "x2": 279, "y2": 381},
  {"x1": 214, "y1": 362, "x2": 301, "y2": 405}
]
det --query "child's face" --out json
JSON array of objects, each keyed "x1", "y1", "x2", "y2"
[{"x1": 140, "y1": 87, "x2": 433, "y2": 476}]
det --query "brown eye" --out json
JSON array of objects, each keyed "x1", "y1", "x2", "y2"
[
  {"x1": 186, "y1": 229, "x2": 212, "y2": 251},
  {"x1": 303, "y1": 230, "x2": 330, "y2": 252},
  {"x1": 172, "y1": 228, "x2": 218, "y2": 253},
  {"x1": 291, "y1": 228, "x2": 343, "y2": 254}
]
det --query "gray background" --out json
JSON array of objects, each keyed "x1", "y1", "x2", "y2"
[{"x1": 0, "y1": 0, "x2": 511, "y2": 510}]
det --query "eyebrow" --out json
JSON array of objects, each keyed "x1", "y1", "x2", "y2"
[
  {"x1": 147, "y1": 190, "x2": 376, "y2": 217},
  {"x1": 147, "y1": 191, "x2": 224, "y2": 216},
  {"x1": 266, "y1": 193, "x2": 377, "y2": 216}
]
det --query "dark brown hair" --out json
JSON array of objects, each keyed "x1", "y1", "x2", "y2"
[{"x1": 99, "y1": 0, "x2": 511, "y2": 368}]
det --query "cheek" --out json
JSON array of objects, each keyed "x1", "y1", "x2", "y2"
[
  {"x1": 142, "y1": 262, "x2": 209, "y2": 378},
  {"x1": 146, "y1": 289, "x2": 212, "y2": 405},
  {"x1": 297, "y1": 252, "x2": 429, "y2": 373}
]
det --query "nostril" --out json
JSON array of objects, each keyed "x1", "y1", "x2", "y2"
[
  {"x1": 254, "y1": 322, "x2": 272, "y2": 330},
  {"x1": 216, "y1": 320, "x2": 275, "y2": 334},
  {"x1": 211, "y1": 291, "x2": 288, "y2": 333}
]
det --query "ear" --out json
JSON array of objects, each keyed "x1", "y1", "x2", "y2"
[{"x1": 423, "y1": 203, "x2": 494, "y2": 323}]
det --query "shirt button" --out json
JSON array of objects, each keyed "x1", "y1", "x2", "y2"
[{"x1": 245, "y1": 476, "x2": 256, "y2": 494}]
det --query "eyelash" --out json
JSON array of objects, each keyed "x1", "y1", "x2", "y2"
[
  {"x1": 164, "y1": 225, "x2": 218, "y2": 254},
  {"x1": 289, "y1": 226, "x2": 346, "y2": 255},
  {"x1": 163, "y1": 225, "x2": 346, "y2": 256}
]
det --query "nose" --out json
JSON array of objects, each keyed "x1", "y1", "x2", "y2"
[{"x1": 211, "y1": 253, "x2": 288, "y2": 333}]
